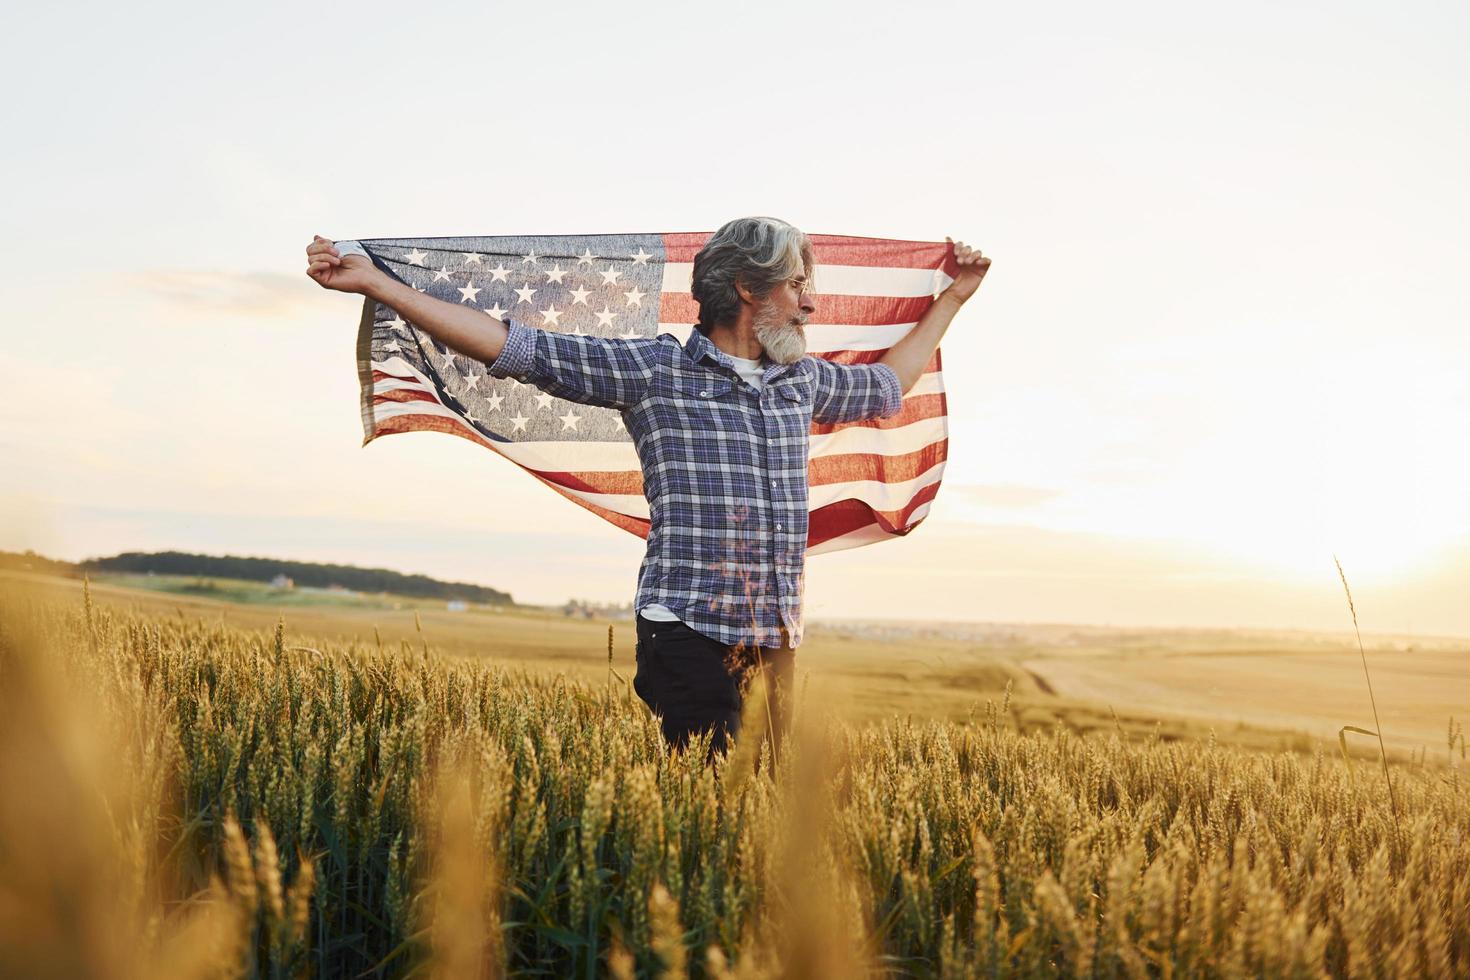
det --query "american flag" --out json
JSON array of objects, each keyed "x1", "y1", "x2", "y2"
[{"x1": 353, "y1": 232, "x2": 957, "y2": 554}]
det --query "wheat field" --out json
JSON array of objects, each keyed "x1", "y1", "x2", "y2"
[{"x1": 0, "y1": 580, "x2": 1466, "y2": 978}]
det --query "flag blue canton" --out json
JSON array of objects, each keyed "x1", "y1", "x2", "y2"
[{"x1": 364, "y1": 233, "x2": 668, "y2": 444}]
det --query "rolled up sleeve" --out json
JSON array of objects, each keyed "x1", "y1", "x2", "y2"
[
  {"x1": 486, "y1": 317, "x2": 536, "y2": 380},
  {"x1": 807, "y1": 358, "x2": 904, "y2": 424},
  {"x1": 485, "y1": 317, "x2": 659, "y2": 411}
]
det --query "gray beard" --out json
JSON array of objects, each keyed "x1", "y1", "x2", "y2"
[{"x1": 754, "y1": 305, "x2": 808, "y2": 365}]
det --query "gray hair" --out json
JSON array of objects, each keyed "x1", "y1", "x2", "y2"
[{"x1": 690, "y1": 217, "x2": 813, "y2": 332}]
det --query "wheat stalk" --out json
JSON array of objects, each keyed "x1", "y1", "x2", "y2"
[{"x1": 1332, "y1": 554, "x2": 1400, "y2": 829}]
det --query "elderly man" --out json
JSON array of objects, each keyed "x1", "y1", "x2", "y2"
[{"x1": 306, "y1": 217, "x2": 989, "y2": 758}]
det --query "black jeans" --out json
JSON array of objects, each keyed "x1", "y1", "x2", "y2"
[{"x1": 633, "y1": 612, "x2": 795, "y2": 760}]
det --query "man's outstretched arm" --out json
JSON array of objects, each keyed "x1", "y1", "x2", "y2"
[
  {"x1": 305, "y1": 235, "x2": 510, "y2": 362},
  {"x1": 878, "y1": 238, "x2": 991, "y2": 393},
  {"x1": 305, "y1": 234, "x2": 658, "y2": 410}
]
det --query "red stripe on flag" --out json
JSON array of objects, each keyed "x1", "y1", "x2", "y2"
[
  {"x1": 807, "y1": 479, "x2": 942, "y2": 547},
  {"x1": 540, "y1": 439, "x2": 948, "y2": 499},
  {"x1": 372, "y1": 369, "x2": 426, "y2": 384},
  {"x1": 536, "y1": 470, "x2": 644, "y2": 496},
  {"x1": 661, "y1": 233, "x2": 711, "y2": 262},
  {"x1": 809, "y1": 393, "x2": 946, "y2": 435},
  {"x1": 816, "y1": 350, "x2": 943, "y2": 371},
  {"x1": 808, "y1": 441, "x2": 948, "y2": 488},
  {"x1": 372, "y1": 412, "x2": 493, "y2": 449},
  {"x1": 374, "y1": 389, "x2": 441, "y2": 406},
  {"x1": 534, "y1": 476, "x2": 651, "y2": 539}
]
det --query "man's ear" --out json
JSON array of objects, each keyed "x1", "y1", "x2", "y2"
[{"x1": 734, "y1": 277, "x2": 757, "y2": 305}]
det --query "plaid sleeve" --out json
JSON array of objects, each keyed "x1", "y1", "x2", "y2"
[
  {"x1": 485, "y1": 317, "x2": 659, "y2": 411},
  {"x1": 806, "y1": 357, "x2": 904, "y2": 424}
]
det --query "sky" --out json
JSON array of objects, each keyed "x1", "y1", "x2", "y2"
[{"x1": 2, "y1": 0, "x2": 1468, "y2": 635}]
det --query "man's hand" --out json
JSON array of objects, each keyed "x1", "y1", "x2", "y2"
[
  {"x1": 305, "y1": 235, "x2": 382, "y2": 295},
  {"x1": 878, "y1": 237, "x2": 990, "y2": 392},
  {"x1": 940, "y1": 237, "x2": 991, "y2": 306}
]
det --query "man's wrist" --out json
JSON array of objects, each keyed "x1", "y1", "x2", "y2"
[
  {"x1": 934, "y1": 289, "x2": 967, "y2": 313},
  {"x1": 363, "y1": 271, "x2": 399, "y2": 304}
]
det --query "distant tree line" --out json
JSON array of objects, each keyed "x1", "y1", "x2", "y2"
[
  {"x1": 0, "y1": 549, "x2": 513, "y2": 605},
  {"x1": 0, "y1": 550, "x2": 80, "y2": 579}
]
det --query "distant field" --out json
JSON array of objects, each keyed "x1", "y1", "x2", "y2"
[
  {"x1": 1020, "y1": 643, "x2": 1468, "y2": 757},
  {"x1": 4, "y1": 569, "x2": 1464, "y2": 762},
  {"x1": 93, "y1": 572, "x2": 432, "y2": 610}
]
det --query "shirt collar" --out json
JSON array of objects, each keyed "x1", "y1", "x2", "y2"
[{"x1": 682, "y1": 328, "x2": 799, "y2": 381}]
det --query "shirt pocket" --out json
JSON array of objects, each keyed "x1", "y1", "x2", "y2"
[
  {"x1": 777, "y1": 384, "x2": 805, "y2": 405},
  {"x1": 677, "y1": 374, "x2": 734, "y2": 402}
]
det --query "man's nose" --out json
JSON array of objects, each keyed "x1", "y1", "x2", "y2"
[{"x1": 799, "y1": 294, "x2": 816, "y2": 315}]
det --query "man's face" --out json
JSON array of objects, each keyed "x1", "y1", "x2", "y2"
[{"x1": 753, "y1": 274, "x2": 815, "y2": 365}]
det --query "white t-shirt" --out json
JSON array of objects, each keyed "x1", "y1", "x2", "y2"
[{"x1": 642, "y1": 351, "x2": 766, "y2": 623}]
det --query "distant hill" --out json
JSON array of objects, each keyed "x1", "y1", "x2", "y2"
[{"x1": 0, "y1": 549, "x2": 513, "y2": 606}]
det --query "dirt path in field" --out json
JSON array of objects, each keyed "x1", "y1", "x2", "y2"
[{"x1": 1022, "y1": 646, "x2": 1470, "y2": 756}]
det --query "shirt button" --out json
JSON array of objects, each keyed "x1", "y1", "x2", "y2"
[
  {"x1": 775, "y1": 522, "x2": 783, "y2": 531},
  {"x1": 700, "y1": 390, "x2": 710, "y2": 398}
]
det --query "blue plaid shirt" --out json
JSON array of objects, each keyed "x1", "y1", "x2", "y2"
[{"x1": 487, "y1": 320, "x2": 903, "y2": 649}]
